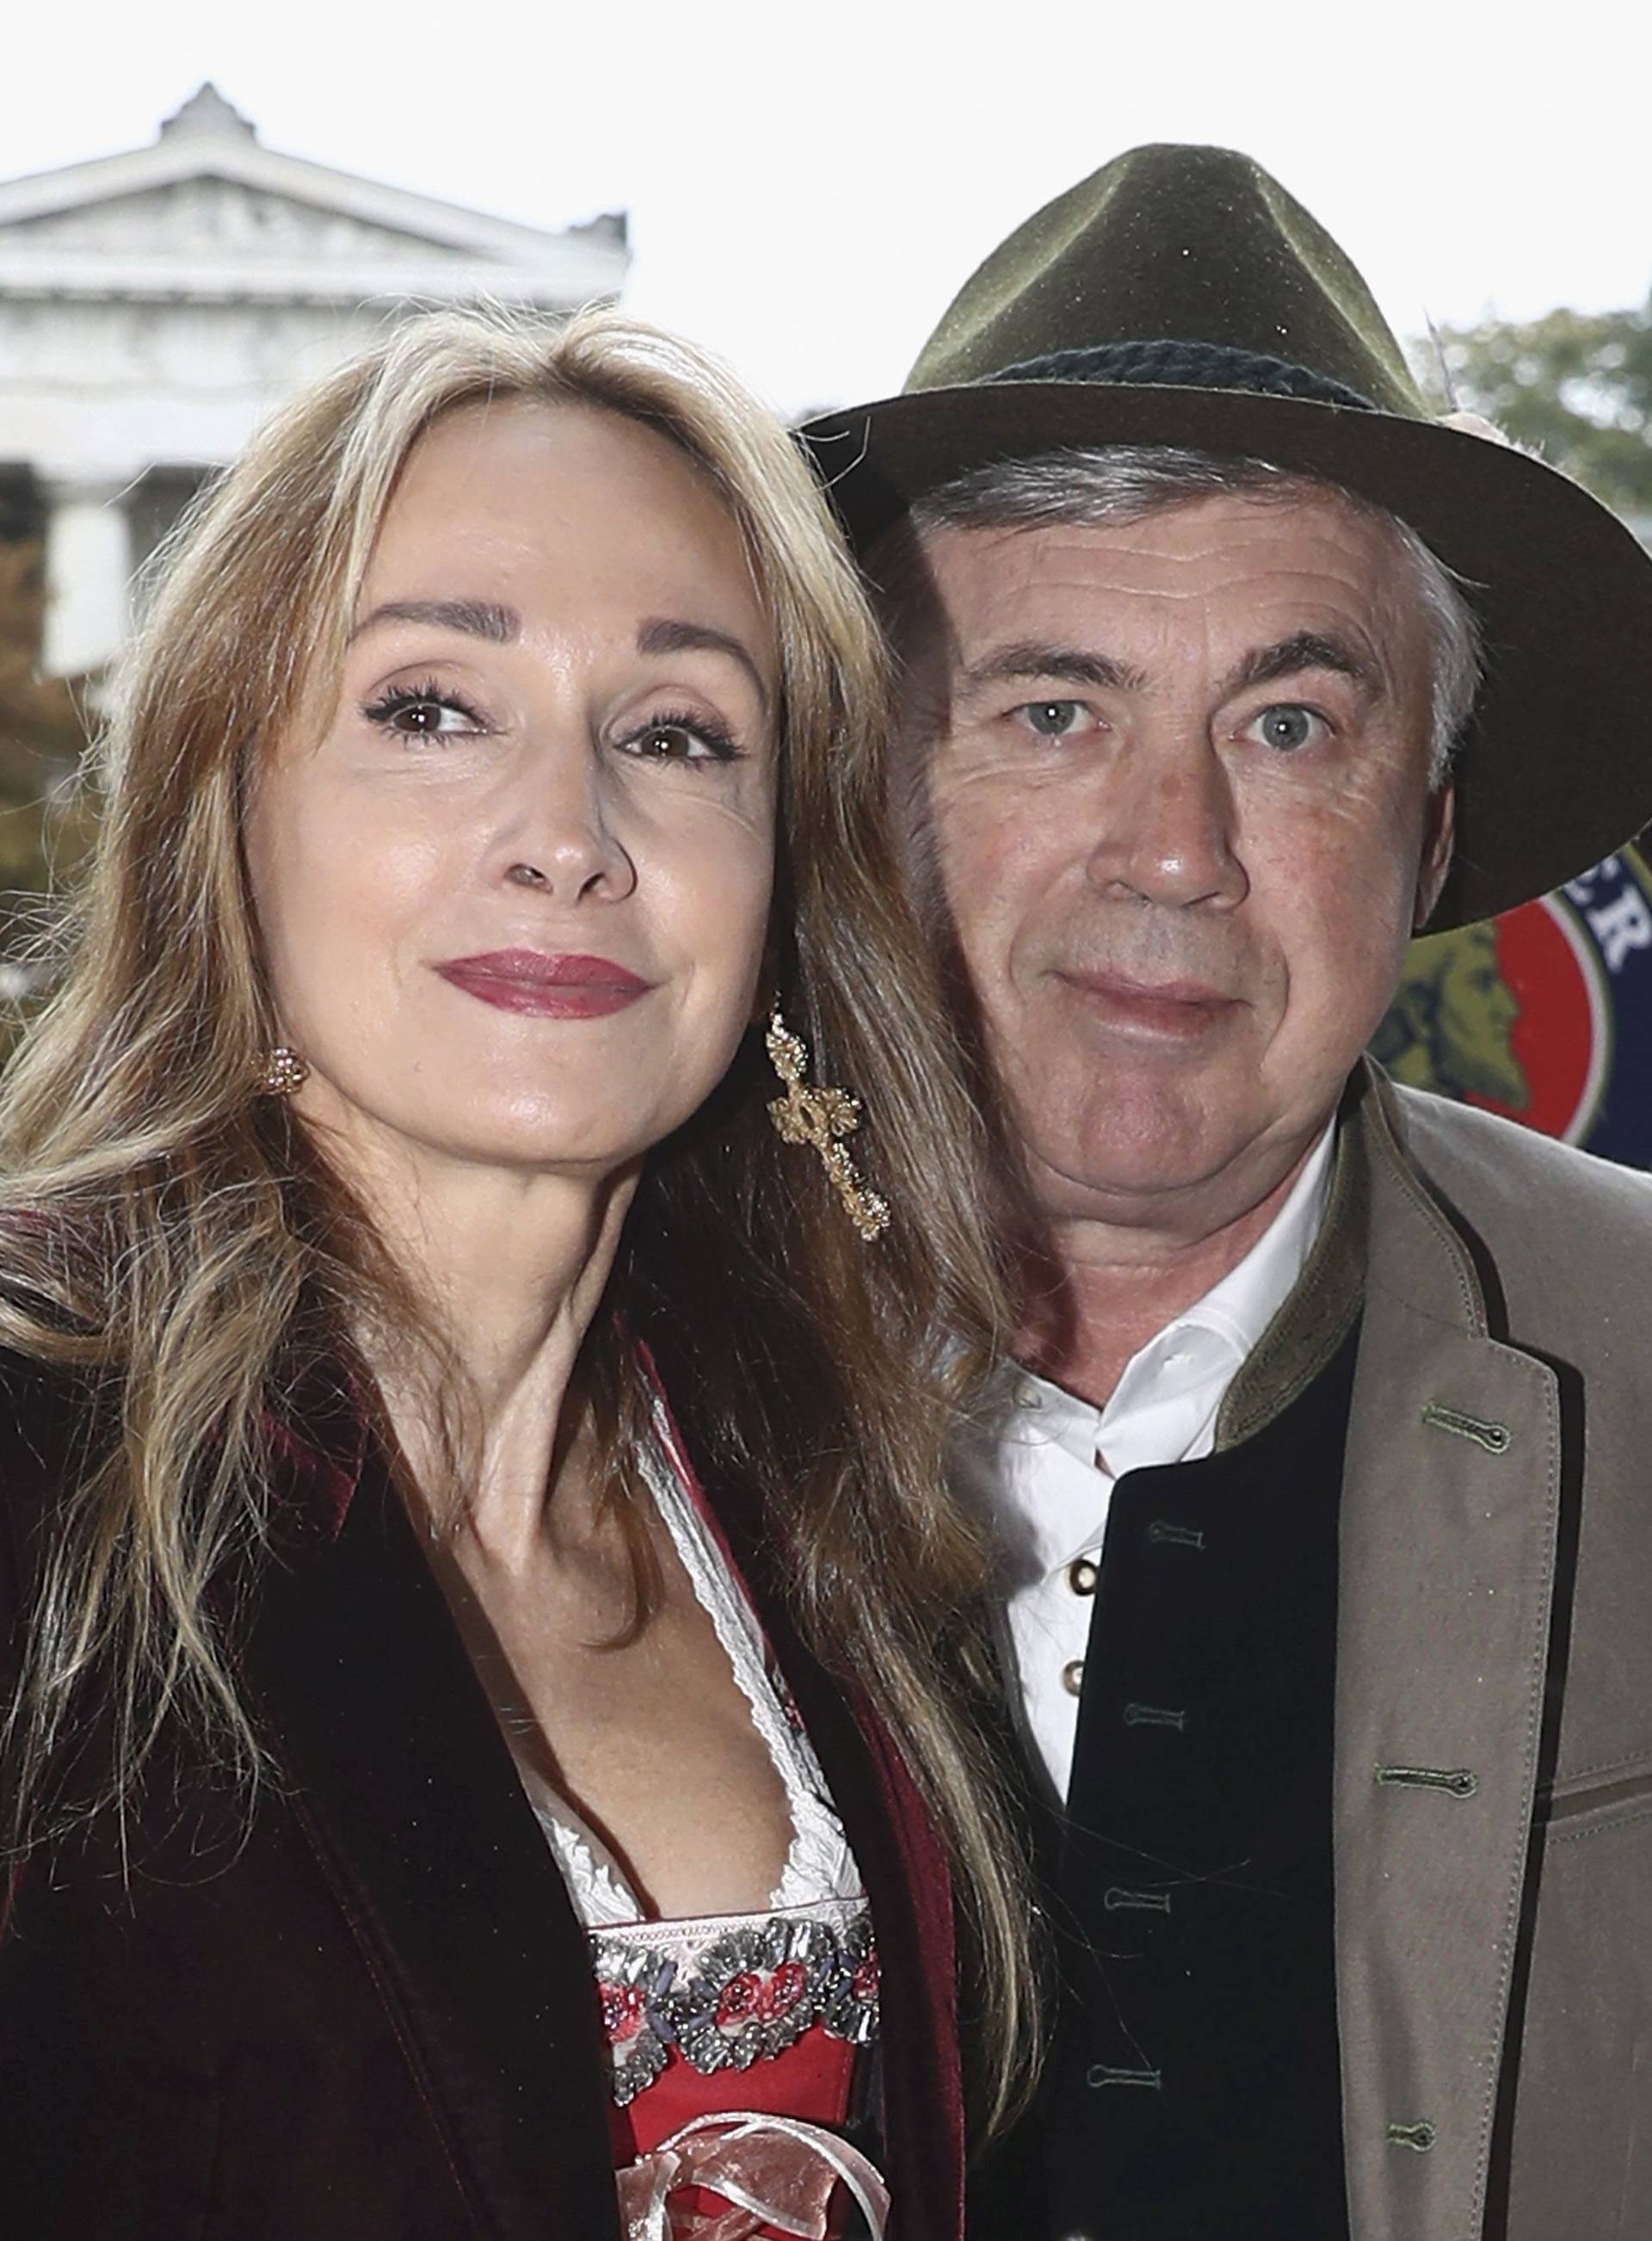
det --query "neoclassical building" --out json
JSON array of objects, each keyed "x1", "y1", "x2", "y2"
[{"x1": 0, "y1": 84, "x2": 630, "y2": 677}]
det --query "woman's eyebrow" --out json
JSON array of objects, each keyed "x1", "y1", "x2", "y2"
[
  {"x1": 344, "y1": 604, "x2": 771, "y2": 713},
  {"x1": 348, "y1": 599, "x2": 521, "y2": 645},
  {"x1": 637, "y1": 616, "x2": 771, "y2": 712}
]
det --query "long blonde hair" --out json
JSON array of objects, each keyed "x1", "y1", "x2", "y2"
[{"x1": 0, "y1": 306, "x2": 1036, "y2": 2125}]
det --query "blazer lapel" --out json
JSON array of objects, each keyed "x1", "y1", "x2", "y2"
[
  {"x1": 1336, "y1": 1079, "x2": 1562, "y2": 2238},
  {"x1": 240, "y1": 1426, "x2": 620, "y2": 2241}
]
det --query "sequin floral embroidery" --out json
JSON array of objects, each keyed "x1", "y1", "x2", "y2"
[
  {"x1": 590, "y1": 1938, "x2": 677, "y2": 2103},
  {"x1": 591, "y1": 1905, "x2": 879, "y2": 2107}
]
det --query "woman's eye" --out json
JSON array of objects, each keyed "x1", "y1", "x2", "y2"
[
  {"x1": 1248, "y1": 703, "x2": 1326, "y2": 753},
  {"x1": 620, "y1": 717, "x2": 741, "y2": 765},
  {"x1": 364, "y1": 687, "x2": 487, "y2": 739},
  {"x1": 1016, "y1": 700, "x2": 1088, "y2": 738}
]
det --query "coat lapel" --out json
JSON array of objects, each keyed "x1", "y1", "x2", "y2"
[
  {"x1": 239, "y1": 1423, "x2": 620, "y2": 2241},
  {"x1": 1336, "y1": 1077, "x2": 1562, "y2": 2238}
]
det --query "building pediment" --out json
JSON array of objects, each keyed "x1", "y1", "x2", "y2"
[
  {"x1": 0, "y1": 83, "x2": 626, "y2": 308},
  {"x1": 0, "y1": 89, "x2": 634, "y2": 682},
  {"x1": 6, "y1": 176, "x2": 478, "y2": 267}
]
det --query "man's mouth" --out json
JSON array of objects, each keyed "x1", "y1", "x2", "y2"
[{"x1": 1052, "y1": 966, "x2": 1240, "y2": 1040}]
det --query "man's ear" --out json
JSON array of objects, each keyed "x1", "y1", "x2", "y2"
[{"x1": 1414, "y1": 782, "x2": 1457, "y2": 930}]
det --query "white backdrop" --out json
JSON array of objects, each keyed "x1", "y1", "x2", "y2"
[{"x1": 5, "y1": 0, "x2": 1649, "y2": 418}]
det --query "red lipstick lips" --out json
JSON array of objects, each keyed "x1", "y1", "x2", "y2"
[{"x1": 435, "y1": 950, "x2": 652, "y2": 1020}]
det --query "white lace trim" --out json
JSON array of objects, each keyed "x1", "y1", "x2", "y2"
[
  {"x1": 608, "y1": 1892, "x2": 867, "y2": 1960},
  {"x1": 522, "y1": 1411, "x2": 862, "y2": 1930}
]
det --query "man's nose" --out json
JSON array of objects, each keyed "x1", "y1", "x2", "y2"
[{"x1": 1082, "y1": 728, "x2": 1247, "y2": 911}]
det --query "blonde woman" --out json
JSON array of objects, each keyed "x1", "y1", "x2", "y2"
[{"x1": 0, "y1": 311, "x2": 1031, "y2": 2239}]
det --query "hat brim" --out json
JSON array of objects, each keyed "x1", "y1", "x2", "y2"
[{"x1": 802, "y1": 381, "x2": 1652, "y2": 929}]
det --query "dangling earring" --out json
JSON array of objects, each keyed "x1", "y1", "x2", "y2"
[
  {"x1": 259, "y1": 1045, "x2": 309, "y2": 1097},
  {"x1": 764, "y1": 1007, "x2": 891, "y2": 1242}
]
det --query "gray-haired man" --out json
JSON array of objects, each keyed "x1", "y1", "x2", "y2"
[{"x1": 808, "y1": 145, "x2": 1652, "y2": 2239}]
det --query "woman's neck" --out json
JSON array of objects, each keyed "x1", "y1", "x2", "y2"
[{"x1": 317, "y1": 1114, "x2": 640, "y2": 1563}]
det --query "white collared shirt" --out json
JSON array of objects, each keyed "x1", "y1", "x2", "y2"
[{"x1": 956, "y1": 1126, "x2": 1337, "y2": 1801}]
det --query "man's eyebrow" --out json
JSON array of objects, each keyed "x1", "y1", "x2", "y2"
[
  {"x1": 1220, "y1": 629, "x2": 1388, "y2": 701},
  {"x1": 348, "y1": 598, "x2": 521, "y2": 645},
  {"x1": 959, "y1": 642, "x2": 1147, "y2": 695},
  {"x1": 637, "y1": 616, "x2": 770, "y2": 708}
]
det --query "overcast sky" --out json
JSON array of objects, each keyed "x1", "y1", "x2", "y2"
[{"x1": 8, "y1": 1, "x2": 1651, "y2": 417}]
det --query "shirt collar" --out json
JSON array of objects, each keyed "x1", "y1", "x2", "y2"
[
  {"x1": 990, "y1": 1122, "x2": 1338, "y2": 1564},
  {"x1": 1158, "y1": 1119, "x2": 1337, "y2": 1362}
]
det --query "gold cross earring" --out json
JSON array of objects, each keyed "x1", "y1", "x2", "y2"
[{"x1": 764, "y1": 1008, "x2": 891, "y2": 1242}]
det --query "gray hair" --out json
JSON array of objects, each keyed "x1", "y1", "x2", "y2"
[{"x1": 897, "y1": 445, "x2": 1482, "y2": 785}]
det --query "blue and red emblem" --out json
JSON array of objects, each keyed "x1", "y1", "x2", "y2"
[{"x1": 1372, "y1": 844, "x2": 1652, "y2": 1164}]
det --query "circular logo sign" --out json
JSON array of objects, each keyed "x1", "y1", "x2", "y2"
[{"x1": 1372, "y1": 846, "x2": 1652, "y2": 1161}]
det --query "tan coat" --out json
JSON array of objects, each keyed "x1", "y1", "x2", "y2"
[{"x1": 1301, "y1": 1066, "x2": 1652, "y2": 2237}]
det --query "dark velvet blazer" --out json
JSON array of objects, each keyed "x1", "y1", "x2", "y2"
[{"x1": 0, "y1": 1353, "x2": 964, "y2": 2239}]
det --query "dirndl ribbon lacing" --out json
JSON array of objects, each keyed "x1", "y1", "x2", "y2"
[{"x1": 615, "y1": 2111, "x2": 890, "y2": 2241}]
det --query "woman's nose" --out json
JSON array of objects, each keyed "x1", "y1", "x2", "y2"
[{"x1": 490, "y1": 744, "x2": 637, "y2": 904}]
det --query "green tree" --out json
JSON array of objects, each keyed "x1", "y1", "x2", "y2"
[{"x1": 1432, "y1": 303, "x2": 1652, "y2": 517}]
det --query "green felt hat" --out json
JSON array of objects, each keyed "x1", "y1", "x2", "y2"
[{"x1": 802, "y1": 144, "x2": 1652, "y2": 929}]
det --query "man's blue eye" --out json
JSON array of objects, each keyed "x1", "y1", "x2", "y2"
[
  {"x1": 1254, "y1": 705, "x2": 1318, "y2": 751},
  {"x1": 1022, "y1": 701, "x2": 1082, "y2": 736}
]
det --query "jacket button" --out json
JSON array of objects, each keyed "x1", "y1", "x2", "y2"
[
  {"x1": 1067, "y1": 1557, "x2": 1099, "y2": 1596},
  {"x1": 1062, "y1": 1659, "x2": 1085, "y2": 1696}
]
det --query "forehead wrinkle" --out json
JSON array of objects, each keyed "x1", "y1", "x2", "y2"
[
  {"x1": 937, "y1": 528, "x2": 1396, "y2": 642},
  {"x1": 921, "y1": 502, "x2": 1433, "y2": 732}
]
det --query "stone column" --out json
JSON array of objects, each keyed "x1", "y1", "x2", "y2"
[{"x1": 40, "y1": 475, "x2": 135, "y2": 679}]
